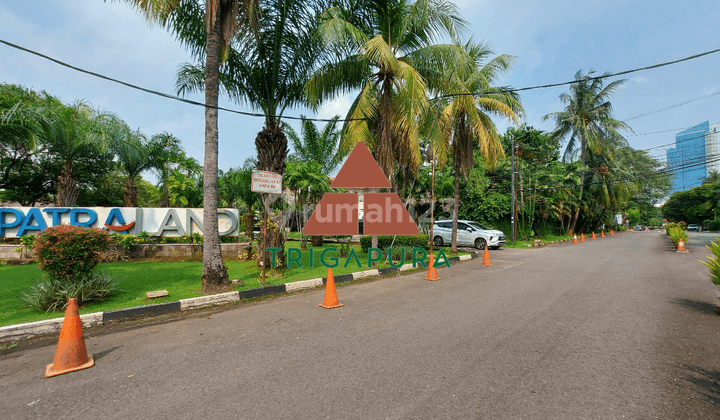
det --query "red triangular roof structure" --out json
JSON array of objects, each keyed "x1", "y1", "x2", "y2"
[{"x1": 331, "y1": 142, "x2": 391, "y2": 189}]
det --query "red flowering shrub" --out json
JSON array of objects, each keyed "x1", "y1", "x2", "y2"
[{"x1": 34, "y1": 225, "x2": 111, "y2": 280}]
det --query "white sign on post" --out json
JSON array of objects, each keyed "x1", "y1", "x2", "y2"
[{"x1": 251, "y1": 170, "x2": 282, "y2": 194}]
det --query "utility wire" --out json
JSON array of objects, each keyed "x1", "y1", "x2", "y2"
[
  {"x1": 0, "y1": 39, "x2": 360, "y2": 123},
  {"x1": 624, "y1": 90, "x2": 720, "y2": 121},
  {"x1": 435, "y1": 47, "x2": 720, "y2": 99},
  {"x1": 3, "y1": 38, "x2": 719, "y2": 123}
]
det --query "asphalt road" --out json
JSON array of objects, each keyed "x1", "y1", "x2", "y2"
[{"x1": 1, "y1": 231, "x2": 719, "y2": 419}]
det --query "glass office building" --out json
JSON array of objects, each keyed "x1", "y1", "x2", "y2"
[{"x1": 666, "y1": 121, "x2": 720, "y2": 194}]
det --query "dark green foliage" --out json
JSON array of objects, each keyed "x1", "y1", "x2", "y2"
[
  {"x1": 360, "y1": 234, "x2": 429, "y2": 253},
  {"x1": 21, "y1": 272, "x2": 120, "y2": 312}
]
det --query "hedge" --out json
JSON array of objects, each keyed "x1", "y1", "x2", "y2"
[{"x1": 359, "y1": 234, "x2": 429, "y2": 253}]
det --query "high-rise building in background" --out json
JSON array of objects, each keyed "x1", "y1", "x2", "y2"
[{"x1": 666, "y1": 121, "x2": 720, "y2": 194}]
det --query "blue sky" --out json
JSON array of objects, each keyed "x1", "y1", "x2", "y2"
[{"x1": 1, "y1": 0, "x2": 719, "y2": 177}]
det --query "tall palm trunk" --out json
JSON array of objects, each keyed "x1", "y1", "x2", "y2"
[
  {"x1": 124, "y1": 177, "x2": 138, "y2": 207},
  {"x1": 255, "y1": 116, "x2": 288, "y2": 268},
  {"x1": 56, "y1": 160, "x2": 79, "y2": 207},
  {"x1": 201, "y1": 16, "x2": 230, "y2": 293}
]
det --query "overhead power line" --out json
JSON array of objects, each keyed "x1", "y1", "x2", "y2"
[
  {"x1": 0, "y1": 39, "x2": 356, "y2": 123},
  {"x1": 624, "y1": 90, "x2": 720, "y2": 121},
  {"x1": 2, "y1": 38, "x2": 719, "y2": 123}
]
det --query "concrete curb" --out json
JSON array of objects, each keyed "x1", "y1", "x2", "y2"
[{"x1": 0, "y1": 250, "x2": 480, "y2": 343}]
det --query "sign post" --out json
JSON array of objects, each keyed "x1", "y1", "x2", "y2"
[{"x1": 252, "y1": 170, "x2": 283, "y2": 284}]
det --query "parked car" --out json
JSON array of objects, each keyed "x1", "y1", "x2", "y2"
[
  {"x1": 432, "y1": 220, "x2": 506, "y2": 249},
  {"x1": 687, "y1": 224, "x2": 700, "y2": 231}
]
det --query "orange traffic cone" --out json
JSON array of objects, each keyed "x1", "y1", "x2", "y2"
[
  {"x1": 580, "y1": 233, "x2": 585, "y2": 242},
  {"x1": 45, "y1": 298, "x2": 94, "y2": 378},
  {"x1": 610, "y1": 230, "x2": 614, "y2": 236},
  {"x1": 601, "y1": 231, "x2": 605, "y2": 238},
  {"x1": 573, "y1": 234, "x2": 578, "y2": 244},
  {"x1": 319, "y1": 268, "x2": 343, "y2": 309},
  {"x1": 677, "y1": 239, "x2": 686, "y2": 251},
  {"x1": 591, "y1": 232, "x2": 596, "y2": 239},
  {"x1": 482, "y1": 246, "x2": 492, "y2": 266},
  {"x1": 424, "y1": 254, "x2": 440, "y2": 281}
]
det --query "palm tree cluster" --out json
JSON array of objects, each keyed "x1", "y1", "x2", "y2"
[{"x1": 0, "y1": 83, "x2": 190, "y2": 208}]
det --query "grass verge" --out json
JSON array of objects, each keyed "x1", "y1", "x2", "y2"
[{"x1": 1, "y1": 241, "x2": 463, "y2": 327}]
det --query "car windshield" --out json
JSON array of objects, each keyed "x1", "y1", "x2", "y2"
[{"x1": 468, "y1": 222, "x2": 491, "y2": 230}]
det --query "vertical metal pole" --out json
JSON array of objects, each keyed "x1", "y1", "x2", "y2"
[
  {"x1": 430, "y1": 153, "x2": 435, "y2": 256},
  {"x1": 262, "y1": 193, "x2": 268, "y2": 285},
  {"x1": 510, "y1": 136, "x2": 516, "y2": 242}
]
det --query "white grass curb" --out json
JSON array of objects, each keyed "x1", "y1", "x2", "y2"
[
  {"x1": 179, "y1": 291, "x2": 240, "y2": 311},
  {"x1": 353, "y1": 269, "x2": 379, "y2": 279},
  {"x1": 285, "y1": 278, "x2": 323, "y2": 292},
  {"x1": 0, "y1": 312, "x2": 103, "y2": 342}
]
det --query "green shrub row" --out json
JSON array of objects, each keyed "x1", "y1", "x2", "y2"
[
  {"x1": 701, "y1": 239, "x2": 720, "y2": 289},
  {"x1": 665, "y1": 222, "x2": 688, "y2": 248},
  {"x1": 360, "y1": 234, "x2": 429, "y2": 253}
]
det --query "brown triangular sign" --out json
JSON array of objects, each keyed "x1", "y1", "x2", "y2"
[{"x1": 331, "y1": 142, "x2": 391, "y2": 189}]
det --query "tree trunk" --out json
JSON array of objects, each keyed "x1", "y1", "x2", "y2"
[
  {"x1": 255, "y1": 116, "x2": 288, "y2": 268},
  {"x1": 159, "y1": 184, "x2": 170, "y2": 208},
  {"x1": 244, "y1": 210, "x2": 254, "y2": 240},
  {"x1": 567, "y1": 143, "x2": 587, "y2": 235},
  {"x1": 123, "y1": 177, "x2": 138, "y2": 207},
  {"x1": 200, "y1": 15, "x2": 230, "y2": 294},
  {"x1": 451, "y1": 173, "x2": 460, "y2": 254},
  {"x1": 311, "y1": 235, "x2": 323, "y2": 247},
  {"x1": 56, "y1": 160, "x2": 79, "y2": 207}
]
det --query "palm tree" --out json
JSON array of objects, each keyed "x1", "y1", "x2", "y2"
[
  {"x1": 435, "y1": 41, "x2": 522, "y2": 252},
  {"x1": 285, "y1": 159, "x2": 330, "y2": 247},
  {"x1": 219, "y1": 159, "x2": 259, "y2": 239},
  {"x1": 110, "y1": 123, "x2": 165, "y2": 207},
  {"x1": 176, "y1": 0, "x2": 327, "y2": 267},
  {"x1": 284, "y1": 115, "x2": 347, "y2": 176},
  {"x1": 149, "y1": 132, "x2": 184, "y2": 207},
  {"x1": 45, "y1": 99, "x2": 114, "y2": 207},
  {"x1": 542, "y1": 69, "x2": 631, "y2": 234},
  {"x1": 121, "y1": 0, "x2": 259, "y2": 292},
  {"x1": 0, "y1": 84, "x2": 53, "y2": 192},
  {"x1": 305, "y1": 0, "x2": 468, "y2": 186}
]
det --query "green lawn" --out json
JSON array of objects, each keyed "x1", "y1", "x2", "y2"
[{"x1": 0, "y1": 242, "x2": 460, "y2": 327}]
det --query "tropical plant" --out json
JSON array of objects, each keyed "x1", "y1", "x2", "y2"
[
  {"x1": 175, "y1": 0, "x2": 329, "y2": 267},
  {"x1": 121, "y1": 0, "x2": 260, "y2": 292},
  {"x1": 110, "y1": 122, "x2": 165, "y2": 207},
  {"x1": 285, "y1": 115, "x2": 347, "y2": 175},
  {"x1": 306, "y1": 0, "x2": 468, "y2": 187},
  {"x1": 436, "y1": 40, "x2": 522, "y2": 252},
  {"x1": 542, "y1": 69, "x2": 631, "y2": 234},
  {"x1": 149, "y1": 132, "x2": 184, "y2": 207},
  {"x1": 285, "y1": 160, "x2": 330, "y2": 248}
]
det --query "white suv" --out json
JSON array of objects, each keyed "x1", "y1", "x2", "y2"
[{"x1": 432, "y1": 220, "x2": 506, "y2": 249}]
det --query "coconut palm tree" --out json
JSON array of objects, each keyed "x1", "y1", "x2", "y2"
[
  {"x1": 175, "y1": 0, "x2": 328, "y2": 267},
  {"x1": 305, "y1": 0, "x2": 468, "y2": 186},
  {"x1": 542, "y1": 69, "x2": 631, "y2": 234},
  {"x1": 121, "y1": 0, "x2": 259, "y2": 292},
  {"x1": 434, "y1": 41, "x2": 522, "y2": 252}
]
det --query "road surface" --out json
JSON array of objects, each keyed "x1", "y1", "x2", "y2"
[{"x1": 1, "y1": 231, "x2": 719, "y2": 419}]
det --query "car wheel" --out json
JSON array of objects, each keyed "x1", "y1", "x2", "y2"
[
  {"x1": 433, "y1": 236, "x2": 444, "y2": 247},
  {"x1": 474, "y1": 238, "x2": 487, "y2": 250}
]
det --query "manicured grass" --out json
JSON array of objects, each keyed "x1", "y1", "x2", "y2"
[{"x1": 0, "y1": 241, "x2": 461, "y2": 327}]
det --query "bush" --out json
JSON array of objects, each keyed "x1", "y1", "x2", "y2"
[
  {"x1": 360, "y1": 234, "x2": 429, "y2": 253},
  {"x1": 113, "y1": 233, "x2": 140, "y2": 251},
  {"x1": 701, "y1": 239, "x2": 720, "y2": 290},
  {"x1": 706, "y1": 220, "x2": 720, "y2": 232},
  {"x1": 21, "y1": 272, "x2": 121, "y2": 312},
  {"x1": 385, "y1": 246, "x2": 415, "y2": 263},
  {"x1": 616, "y1": 225, "x2": 628, "y2": 232},
  {"x1": 34, "y1": 225, "x2": 111, "y2": 281},
  {"x1": 665, "y1": 222, "x2": 688, "y2": 247}
]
